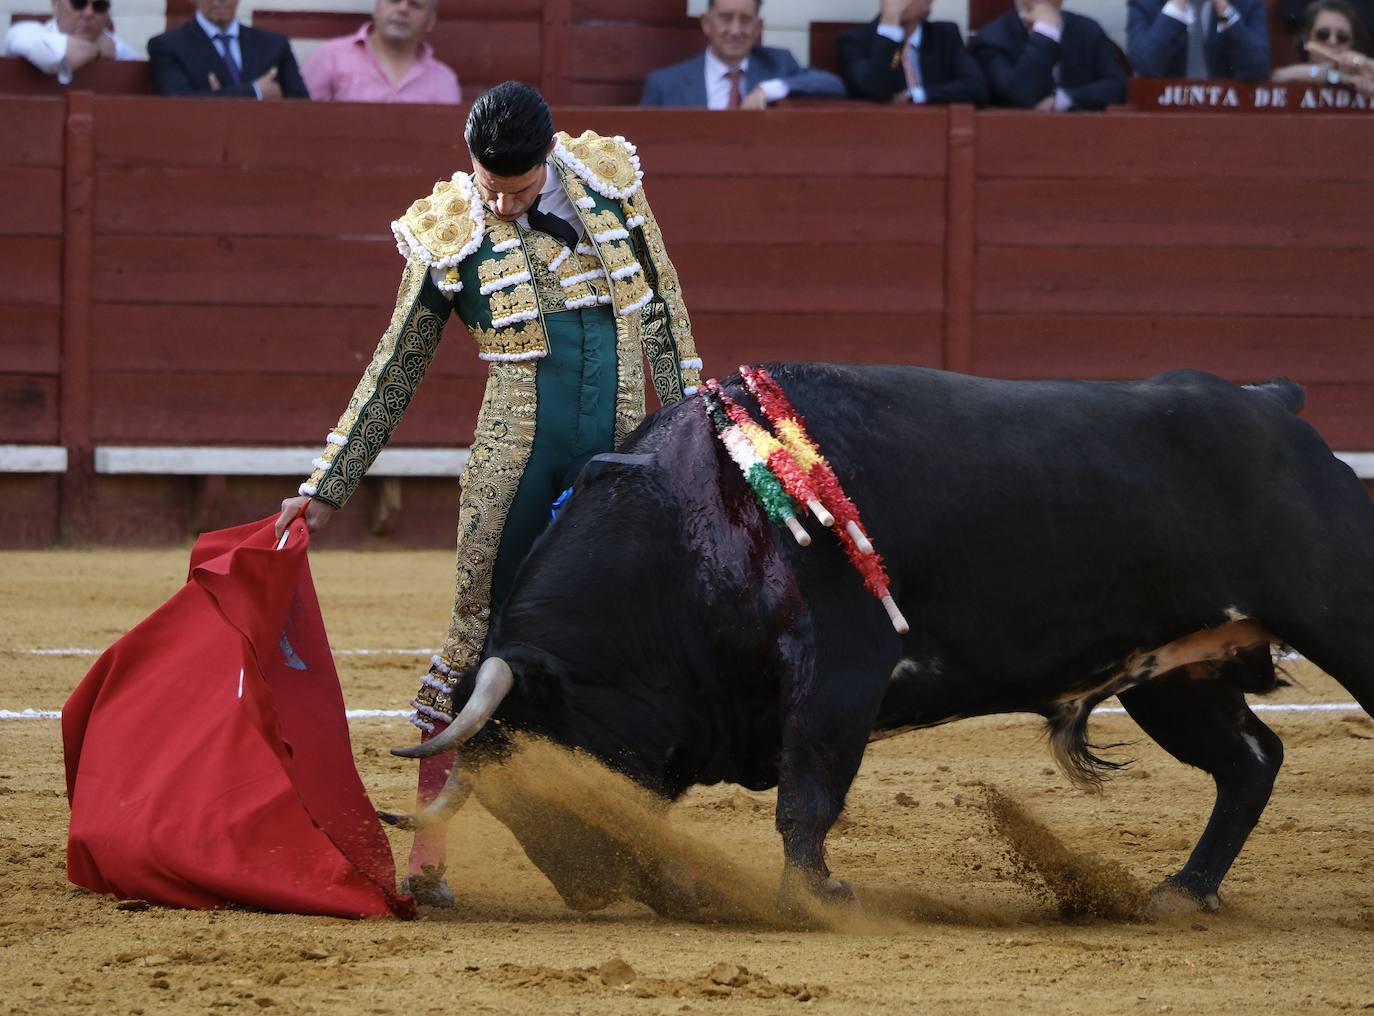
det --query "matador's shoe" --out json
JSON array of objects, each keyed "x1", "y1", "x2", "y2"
[{"x1": 402, "y1": 864, "x2": 456, "y2": 908}]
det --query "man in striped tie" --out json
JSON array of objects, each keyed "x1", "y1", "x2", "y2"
[
  {"x1": 148, "y1": 0, "x2": 309, "y2": 98},
  {"x1": 640, "y1": 0, "x2": 845, "y2": 108}
]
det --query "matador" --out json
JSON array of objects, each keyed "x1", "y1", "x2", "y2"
[{"x1": 274, "y1": 82, "x2": 702, "y2": 904}]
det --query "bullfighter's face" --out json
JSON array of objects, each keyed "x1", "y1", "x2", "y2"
[
  {"x1": 702, "y1": 0, "x2": 761, "y2": 67},
  {"x1": 471, "y1": 155, "x2": 547, "y2": 222}
]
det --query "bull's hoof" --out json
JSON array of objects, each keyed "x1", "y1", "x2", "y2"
[
  {"x1": 779, "y1": 869, "x2": 860, "y2": 924},
  {"x1": 1148, "y1": 876, "x2": 1220, "y2": 916},
  {"x1": 402, "y1": 865, "x2": 456, "y2": 908}
]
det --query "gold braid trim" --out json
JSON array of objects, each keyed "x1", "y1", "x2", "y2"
[
  {"x1": 435, "y1": 360, "x2": 540, "y2": 672},
  {"x1": 625, "y1": 187, "x2": 701, "y2": 401},
  {"x1": 306, "y1": 256, "x2": 447, "y2": 508},
  {"x1": 614, "y1": 308, "x2": 647, "y2": 445},
  {"x1": 393, "y1": 175, "x2": 484, "y2": 271}
]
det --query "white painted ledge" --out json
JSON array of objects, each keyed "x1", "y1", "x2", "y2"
[
  {"x1": 1337, "y1": 452, "x2": 1374, "y2": 478},
  {"x1": 0, "y1": 445, "x2": 68, "y2": 473},
  {"x1": 8, "y1": 445, "x2": 1370, "y2": 480},
  {"x1": 93, "y1": 446, "x2": 469, "y2": 477}
]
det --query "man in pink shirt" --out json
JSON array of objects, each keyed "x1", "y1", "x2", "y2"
[{"x1": 303, "y1": 0, "x2": 460, "y2": 103}]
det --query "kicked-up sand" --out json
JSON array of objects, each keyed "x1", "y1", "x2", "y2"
[{"x1": 2, "y1": 547, "x2": 1372, "y2": 1015}]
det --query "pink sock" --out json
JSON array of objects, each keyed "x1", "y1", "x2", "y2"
[{"x1": 406, "y1": 723, "x2": 457, "y2": 875}]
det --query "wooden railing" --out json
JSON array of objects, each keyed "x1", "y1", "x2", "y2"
[{"x1": 4, "y1": 94, "x2": 1373, "y2": 544}]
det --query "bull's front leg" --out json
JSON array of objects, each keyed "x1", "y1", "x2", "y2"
[
  {"x1": 772, "y1": 605, "x2": 895, "y2": 921},
  {"x1": 774, "y1": 710, "x2": 871, "y2": 920}
]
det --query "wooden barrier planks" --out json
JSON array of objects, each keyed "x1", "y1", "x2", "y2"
[
  {"x1": 971, "y1": 315, "x2": 1374, "y2": 382},
  {"x1": 0, "y1": 377, "x2": 60, "y2": 442},
  {"x1": 4, "y1": 93, "x2": 1374, "y2": 547},
  {"x1": 90, "y1": 304, "x2": 478, "y2": 378},
  {"x1": 977, "y1": 178, "x2": 1374, "y2": 249},
  {"x1": 976, "y1": 111, "x2": 1374, "y2": 182},
  {"x1": 90, "y1": 372, "x2": 485, "y2": 444},
  {"x1": 973, "y1": 107, "x2": 1374, "y2": 455},
  {"x1": 1, "y1": 96, "x2": 63, "y2": 453},
  {"x1": 975, "y1": 245, "x2": 1371, "y2": 317},
  {"x1": 92, "y1": 97, "x2": 468, "y2": 172}
]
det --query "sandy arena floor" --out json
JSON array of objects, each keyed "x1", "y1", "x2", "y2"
[{"x1": 2, "y1": 548, "x2": 1372, "y2": 1015}]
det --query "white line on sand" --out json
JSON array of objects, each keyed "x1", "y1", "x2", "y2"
[
  {"x1": 0, "y1": 708, "x2": 412, "y2": 721},
  {"x1": 1, "y1": 704, "x2": 1361, "y2": 723},
  {"x1": 6, "y1": 647, "x2": 436, "y2": 657}
]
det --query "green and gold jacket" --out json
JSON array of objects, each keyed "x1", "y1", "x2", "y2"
[{"x1": 300, "y1": 130, "x2": 703, "y2": 509}]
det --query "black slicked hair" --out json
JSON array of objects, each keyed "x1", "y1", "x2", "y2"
[{"x1": 464, "y1": 81, "x2": 555, "y2": 177}]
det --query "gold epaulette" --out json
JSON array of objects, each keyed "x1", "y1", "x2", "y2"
[
  {"x1": 391, "y1": 173, "x2": 485, "y2": 278},
  {"x1": 553, "y1": 130, "x2": 644, "y2": 201}
]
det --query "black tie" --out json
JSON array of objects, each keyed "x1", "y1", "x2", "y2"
[{"x1": 526, "y1": 194, "x2": 580, "y2": 250}]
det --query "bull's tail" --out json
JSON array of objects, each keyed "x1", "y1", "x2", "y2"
[
  {"x1": 1045, "y1": 694, "x2": 1131, "y2": 791},
  {"x1": 1243, "y1": 377, "x2": 1305, "y2": 415}
]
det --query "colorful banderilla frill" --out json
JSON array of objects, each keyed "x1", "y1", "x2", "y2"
[
  {"x1": 707, "y1": 380, "x2": 835, "y2": 530},
  {"x1": 735, "y1": 365, "x2": 910, "y2": 635},
  {"x1": 701, "y1": 381, "x2": 811, "y2": 547}
]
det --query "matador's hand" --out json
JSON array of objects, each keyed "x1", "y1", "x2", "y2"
[{"x1": 274, "y1": 495, "x2": 335, "y2": 540}]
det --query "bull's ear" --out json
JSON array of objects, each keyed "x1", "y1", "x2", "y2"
[{"x1": 579, "y1": 452, "x2": 655, "y2": 484}]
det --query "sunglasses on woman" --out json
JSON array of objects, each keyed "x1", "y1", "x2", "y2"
[
  {"x1": 69, "y1": 0, "x2": 112, "y2": 11},
  {"x1": 1313, "y1": 26, "x2": 1352, "y2": 43}
]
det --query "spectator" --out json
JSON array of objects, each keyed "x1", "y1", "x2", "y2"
[
  {"x1": 148, "y1": 0, "x2": 308, "y2": 99},
  {"x1": 1273, "y1": 0, "x2": 1373, "y2": 92},
  {"x1": 972, "y1": 0, "x2": 1127, "y2": 109},
  {"x1": 838, "y1": 0, "x2": 988, "y2": 105},
  {"x1": 1309, "y1": 34, "x2": 1374, "y2": 90},
  {"x1": 640, "y1": 0, "x2": 845, "y2": 108},
  {"x1": 1281, "y1": 0, "x2": 1374, "y2": 47},
  {"x1": 4, "y1": 0, "x2": 138, "y2": 85},
  {"x1": 302, "y1": 0, "x2": 459, "y2": 104},
  {"x1": 1128, "y1": 0, "x2": 1270, "y2": 80}
]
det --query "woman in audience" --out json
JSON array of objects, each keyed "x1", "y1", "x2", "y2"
[{"x1": 1271, "y1": 0, "x2": 1373, "y2": 92}]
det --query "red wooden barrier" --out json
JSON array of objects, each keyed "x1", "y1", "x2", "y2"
[{"x1": 3, "y1": 96, "x2": 1374, "y2": 546}]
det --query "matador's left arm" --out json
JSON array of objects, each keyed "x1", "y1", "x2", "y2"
[{"x1": 621, "y1": 184, "x2": 703, "y2": 404}]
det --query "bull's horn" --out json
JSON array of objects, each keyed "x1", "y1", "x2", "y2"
[{"x1": 391, "y1": 656, "x2": 513, "y2": 759}]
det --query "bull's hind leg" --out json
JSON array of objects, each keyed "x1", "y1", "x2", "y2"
[{"x1": 1117, "y1": 659, "x2": 1283, "y2": 912}]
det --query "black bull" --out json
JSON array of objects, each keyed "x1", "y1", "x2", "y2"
[{"x1": 395, "y1": 363, "x2": 1374, "y2": 916}]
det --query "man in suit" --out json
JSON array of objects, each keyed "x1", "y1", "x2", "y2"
[
  {"x1": 1128, "y1": 0, "x2": 1270, "y2": 80},
  {"x1": 640, "y1": 0, "x2": 845, "y2": 108},
  {"x1": 838, "y1": 0, "x2": 988, "y2": 105},
  {"x1": 5, "y1": 0, "x2": 140, "y2": 85},
  {"x1": 971, "y1": 0, "x2": 1126, "y2": 110},
  {"x1": 148, "y1": 0, "x2": 308, "y2": 99}
]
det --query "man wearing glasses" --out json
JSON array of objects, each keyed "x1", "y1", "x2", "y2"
[{"x1": 4, "y1": 0, "x2": 138, "y2": 84}]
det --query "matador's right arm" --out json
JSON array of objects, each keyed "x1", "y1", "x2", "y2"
[{"x1": 299, "y1": 174, "x2": 485, "y2": 508}]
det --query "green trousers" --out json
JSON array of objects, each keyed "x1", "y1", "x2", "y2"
[{"x1": 488, "y1": 306, "x2": 619, "y2": 612}]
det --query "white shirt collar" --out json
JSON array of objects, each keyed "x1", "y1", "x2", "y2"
[
  {"x1": 195, "y1": 10, "x2": 238, "y2": 40},
  {"x1": 538, "y1": 157, "x2": 561, "y2": 199},
  {"x1": 704, "y1": 47, "x2": 749, "y2": 82}
]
